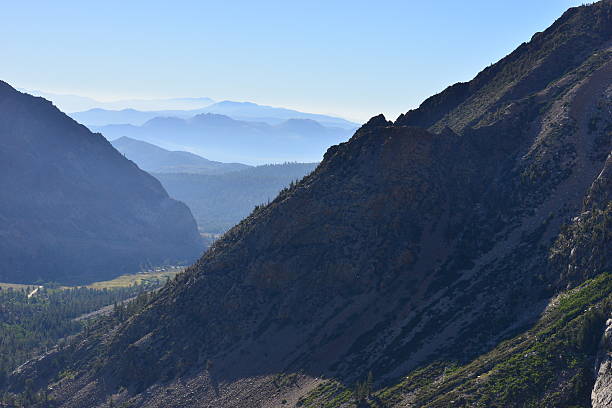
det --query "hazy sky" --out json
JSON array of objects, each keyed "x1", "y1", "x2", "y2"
[{"x1": 1, "y1": 0, "x2": 583, "y2": 122}]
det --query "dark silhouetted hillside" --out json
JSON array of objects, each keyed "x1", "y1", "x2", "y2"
[{"x1": 0, "y1": 84, "x2": 203, "y2": 285}]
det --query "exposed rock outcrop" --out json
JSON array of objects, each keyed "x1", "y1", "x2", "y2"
[{"x1": 593, "y1": 318, "x2": 612, "y2": 408}]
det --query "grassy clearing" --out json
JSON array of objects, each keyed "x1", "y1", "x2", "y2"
[
  {"x1": 86, "y1": 267, "x2": 184, "y2": 289},
  {"x1": 373, "y1": 272, "x2": 612, "y2": 408},
  {"x1": 0, "y1": 267, "x2": 184, "y2": 291}
]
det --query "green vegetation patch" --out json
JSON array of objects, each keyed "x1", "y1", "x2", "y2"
[
  {"x1": 0, "y1": 284, "x2": 157, "y2": 387},
  {"x1": 297, "y1": 380, "x2": 353, "y2": 408},
  {"x1": 374, "y1": 273, "x2": 612, "y2": 408},
  {"x1": 86, "y1": 267, "x2": 182, "y2": 289}
]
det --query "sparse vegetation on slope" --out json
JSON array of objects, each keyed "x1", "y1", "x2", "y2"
[
  {"x1": 0, "y1": 283, "x2": 159, "y2": 388},
  {"x1": 368, "y1": 273, "x2": 612, "y2": 407}
]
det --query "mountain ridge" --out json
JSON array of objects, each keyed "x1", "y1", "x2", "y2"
[
  {"x1": 111, "y1": 136, "x2": 250, "y2": 175},
  {"x1": 0, "y1": 82, "x2": 204, "y2": 285},
  {"x1": 69, "y1": 101, "x2": 359, "y2": 129},
  {"x1": 94, "y1": 113, "x2": 354, "y2": 164},
  {"x1": 22, "y1": 90, "x2": 214, "y2": 113}
]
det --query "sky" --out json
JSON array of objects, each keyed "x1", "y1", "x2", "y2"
[{"x1": 0, "y1": 0, "x2": 584, "y2": 122}]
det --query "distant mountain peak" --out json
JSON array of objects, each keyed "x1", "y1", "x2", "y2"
[
  {"x1": 21, "y1": 90, "x2": 215, "y2": 112},
  {"x1": 282, "y1": 118, "x2": 321, "y2": 125},
  {"x1": 142, "y1": 116, "x2": 186, "y2": 127},
  {"x1": 190, "y1": 112, "x2": 238, "y2": 123},
  {"x1": 111, "y1": 136, "x2": 251, "y2": 175},
  {"x1": 215, "y1": 100, "x2": 259, "y2": 107},
  {"x1": 276, "y1": 118, "x2": 327, "y2": 131},
  {"x1": 94, "y1": 111, "x2": 355, "y2": 164}
]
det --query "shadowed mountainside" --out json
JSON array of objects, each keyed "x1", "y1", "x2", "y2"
[{"x1": 0, "y1": 84, "x2": 203, "y2": 285}]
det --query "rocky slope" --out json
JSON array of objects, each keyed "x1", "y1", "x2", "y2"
[
  {"x1": 0, "y1": 84, "x2": 203, "y2": 284},
  {"x1": 4, "y1": 1, "x2": 611, "y2": 407}
]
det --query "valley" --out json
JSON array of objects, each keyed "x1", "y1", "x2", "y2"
[
  {"x1": 0, "y1": 271, "x2": 173, "y2": 396},
  {"x1": 0, "y1": 1, "x2": 610, "y2": 407},
  {"x1": 153, "y1": 163, "x2": 318, "y2": 234},
  {"x1": 110, "y1": 137, "x2": 319, "y2": 235},
  {"x1": 85, "y1": 267, "x2": 183, "y2": 289}
]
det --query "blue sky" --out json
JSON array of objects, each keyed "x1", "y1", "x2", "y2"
[{"x1": 0, "y1": 0, "x2": 583, "y2": 122}]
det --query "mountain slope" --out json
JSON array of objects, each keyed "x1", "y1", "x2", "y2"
[
  {"x1": 5, "y1": 2, "x2": 611, "y2": 407},
  {"x1": 0, "y1": 83, "x2": 203, "y2": 285},
  {"x1": 111, "y1": 137, "x2": 250, "y2": 174},
  {"x1": 95, "y1": 114, "x2": 354, "y2": 164}
]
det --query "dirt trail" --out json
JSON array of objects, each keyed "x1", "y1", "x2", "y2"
[{"x1": 27, "y1": 286, "x2": 42, "y2": 298}]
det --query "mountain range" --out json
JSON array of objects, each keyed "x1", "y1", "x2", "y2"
[
  {"x1": 95, "y1": 113, "x2": 354, "y2": 164},
  {"x1": 0, "y1": 83, "x2": 204, "y2": 285},
  {"x1": 22, "y1": 90, "x2": 215, "y2": 113},
  {"x1": 4, "y1": 1, "x2": 612, "y2": 407},
  {"x1": 110, "y1": 138, "x2": 315, "y2": 233},
  {"x1": 111, "y1": 136, "x2": 250, "y2": 175},
  {"x1": 154, "y1": 162, "x2": 318, "y2": 233},
  {"x1": 69, "y1": 100, "x2": 360, "y2": 129}
]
